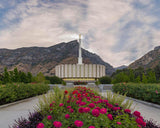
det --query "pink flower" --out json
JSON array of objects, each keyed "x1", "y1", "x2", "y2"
[
  {"x1": 133, "y1": 111, "x2": 141, "y2": 117},
  {"x1": 136, "y1": 118, "x2": 146, "y2": 127},
  {"x1": 92, "y1": 109, "x2": 100, "y2": 117},
  {"x1": 88, "y1": 126, "x2": 95, "y2": 128},
  {"x1": 95, "y1": 107, "x2": 100, "y2": 110},
  {"x1": 37, "y1": 123, "x2": 44, "y2": 128},
  {"x1": 137, "y1": 124, "x2": 142, "y2": 128},
  {"x1": 83, "y1": 107, "x2": 91, "y2": 113},
  {"x1": 78, "y1": 107, "x2": 84, "y2": 113},
  {"x1": 100, "y1": 108, "x2": 107, "y2": 114},
  {"x1": 74, "y1": 120, "x2": 83, "y2": 127},
  {"x1": 124, "y1": 109, "x2": 131, "y2": 113},
  {"x1": 87, "y1": 97, "x2": 91, "y2": 101},
  {"x1": 117, "y1": 122, "x2": 121, "y2": 125},
  {"x1": 53, "y1": 121, "x2": 62, "y2": 128},
  {"x1": 107, "y1": 114, "x2": 113, "y2": 120},
  {"x1": 80, "y1": 102, "x2": 86, "y2": 106},
  {"x1": 89, "y1": 103, "x2": 95, "y2": 108},
  {"x1": 47, "y1": 115, "x2": 52, "y2": 120},
  {"x1": 106, "y1": 103, "x2": 113, "y2": 109},
  {"x1": 67, "y1": 106, "x2": 71, "y2": 109},
  {"x1": 69, "y1": 108, "x2": 74, "y2": 113},
  {"x1": 65, "y1": 114, "x2": 70, "y2": 119},
  {"x1": 155, "y1": 90, "x2": 158, "y2": 94},
  {"x1": 59, "y1": 103, "x2": 64, "y2": 107}
]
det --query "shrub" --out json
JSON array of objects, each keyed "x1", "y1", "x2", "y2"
[
  {"x1": 99, "y1": 76, "x2": 112, "y2": 84},
  {"x1": 0, "y1": 83, "x2": 49, "y2": 105},
  {"x1": 112, "y1": 83, "x2": 160, "y2": 105},
  {"x1": 45, "y1": 76, "x2": 63, "y2": 84}
]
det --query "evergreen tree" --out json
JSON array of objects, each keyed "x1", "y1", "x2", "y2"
[
  {"x1": 13, "y1": 68, "x2": 20, "y2": 82},
  {"x1": 129, "y1": 69, "x2": 135, "y2": 82},
  {"x1": 19, "y1": 71, "x2": 28, "y2": 83},
  {"x1": 27, "y1": 72, "x2": 32, "y2": 83},
  {"x1": 135, "y1": 76, "x2": 141, "y2": 83},
  {"x1": 147, "y1": 71, "x2": 157, "y2": 83},
  {"x1": 3, "y1": 67, "x2": 10, "y2": 84},
  {"x1": 142, "y1": 73, "x2": 147, "y2": 83},
  {"x1": 9, "y1": 71, "x2": 14, "y2": 82}
]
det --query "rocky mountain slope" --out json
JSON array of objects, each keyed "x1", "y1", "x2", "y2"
[
  {"x1": 0, "y1": 40, "x2": 115, "y2": 76},
  {"x1": 129, "y1": 46, "x2": 160, "y2": 69}
]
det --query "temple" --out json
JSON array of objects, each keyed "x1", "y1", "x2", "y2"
[{"x1": 55, "y1": 34, "x2": 106, "y2": 83}]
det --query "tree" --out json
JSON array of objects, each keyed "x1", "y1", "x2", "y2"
[
  {"x1": 19, "y1": 71, "x2": 28, "y2": 83},
  {"x1": 112, "y1": 72, "x2": 129, "y2": 84},
  {"x1": 135, "y1": 76, "x2": 141, "y2": 83},
  {"x1": 34, "y1": 72, "x2": 45, "y2": 83},
  {"x1": 13, "y1": 68, "x2": 20, "y2": 82},
  {"x1": 27, "y1": 72, "x2": 33, "y2": 83},
  {"x1": 45, "y1": 76, "x2": 62, "y2": 84},
  {"x1": 142, "y1": 73, "x2": 147, "y2": 83},
  {"x1": 147, "y1": 71, "x2": 156, "y2": 83},
  {"x1": 3, "y1": 67, "x2": 10, "y2": 83},
  {"x1": 99, "y1": 76, "x2": 111, "y2": 84},
  {"x1": 129, "y1": 69, "x2": 135, "y2": 82}
]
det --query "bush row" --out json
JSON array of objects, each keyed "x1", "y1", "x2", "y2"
[
  {"x1": 112, "y1": 83, "x2": 160, "y2": 105},
  {"x1": 0, "y1": 83, "x2": 50, "y2": 105}
]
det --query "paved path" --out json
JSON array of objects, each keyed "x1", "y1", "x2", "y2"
[
  {"x1": 0, "y1": 92, "x2": 160, "y2": 128},
  {"x1": 0, "y1": 96, "x2": 40, "y2": 128}
]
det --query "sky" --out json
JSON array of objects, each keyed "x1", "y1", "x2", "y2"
[{"x1": 0, "y1": 0, "x2": 160, "y2": 67}]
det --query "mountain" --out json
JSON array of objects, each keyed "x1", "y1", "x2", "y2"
[
  {"x1": 0, "y1": 40, "x2": 115, "y2": 76},
  {"x1": 129, "y1": 46, "x2": 160, "y2": 69},
  {"x1": 115, "y1": 65, "x2": 128, "y2": 70}
]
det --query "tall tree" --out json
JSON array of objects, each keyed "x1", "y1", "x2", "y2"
[
  {"x1": 142, "y1": 73, "x2": 147, "y2": 83},
  {"x1": 13, "y1": 68, "x2": 20, "y2": 82},
  {"x1": 3, "y1": 67, "x2": 10, "y2": 83}
]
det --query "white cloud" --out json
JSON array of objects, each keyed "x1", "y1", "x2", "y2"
[{"x1": 0, "y1": 0, "x2": 160, "y2": 67}]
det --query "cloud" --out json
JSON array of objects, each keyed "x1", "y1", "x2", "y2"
[{"x1": 0, "y1": 0, "x2": 160, "y2": 67}]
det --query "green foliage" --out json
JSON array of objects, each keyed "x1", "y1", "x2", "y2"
[
  {"x1": 99, "y1": 76, "x2": 112, "y2": 84},
  {"x1": 95, "y1": 80, "x2": 100, "y2": 85},
  {"x1": 3, "y1": 67, "x2": 10, "y2": 84},
  {"x1": 45, "y1": 76, "x2": 63, "y2": 84},
  {"x1": 112, "y1": 67, "x2": 159, "y2": 83},
  {"x1": 142, "y1": 73, "x2": 147, "y2": 83},
  {"x1": 1, "y1": 67, "x2": 34, "y2": 84},
  {"x1": 112, "y1": 72, "x2": 129, "y2": 84},
  {"x1": 0, "y1": 83, "x2": 49, "y2": 105},
  {"x1": 112, "y1": 83, "x2": 160, "y2": 105},
  {"x1": 33, "y1": 72, "x2": 46, "y2": 83}
]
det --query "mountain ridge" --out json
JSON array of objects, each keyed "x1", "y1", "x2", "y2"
[
  {"x1": 129, "y1": 46, "x2": 160, "y2": 69},
  {"x1": 0, "y1": 40, "x2": 115, "y2": 76}
]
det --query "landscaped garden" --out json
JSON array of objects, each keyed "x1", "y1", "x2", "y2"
[
  {"x1": 112, "y1": 83, "x2": 160, "y2": 105},
  {"x1": 12, "y1": 86, "x2": 160, "y2": 128}
]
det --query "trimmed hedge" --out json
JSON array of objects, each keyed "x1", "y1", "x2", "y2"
[
  {"x1": 0, "y1": 83, "x2": 49, "y2": 105},
  {"x1": 112, "y1": 83, "x2": 160, "y2": 105}
]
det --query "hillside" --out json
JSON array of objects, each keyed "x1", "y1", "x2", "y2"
[
  {"x1": 0, "y1": 40, "x2": 115, "y2": 76},
  {"x1": 129, "y1": 46, "x2": 160, "y2": 69}
]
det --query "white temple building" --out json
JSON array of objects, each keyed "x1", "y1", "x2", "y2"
[{"x1": 55, "y1": 34, "x2": 106, "y2": 82}]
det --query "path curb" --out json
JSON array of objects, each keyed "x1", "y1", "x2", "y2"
[
  {"x1": 0, "y1": 96, "x2": 40, "y2": 109},
  {"x1": 125, "y1": 96, "x2": 160, "y2": 109}
]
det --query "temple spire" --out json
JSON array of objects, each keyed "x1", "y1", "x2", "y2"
[{"x1": 78, "y1": 34, "x2": 83, "y2": 64}]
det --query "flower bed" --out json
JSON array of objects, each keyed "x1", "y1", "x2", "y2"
[
  {"x1": 73, "y1": 81, "x2": 87, "y2": 85},
  {"x1": 112, "y1": 83, "x2": 160, "y2": 105},
  {"x1": 12, "y1": 87, "x2": 160, "y2": 128},
  {"x1": 0, "y1": 83, "x2": 49, "y2": 105}
]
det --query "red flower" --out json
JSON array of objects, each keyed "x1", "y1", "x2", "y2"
[
  {"x1": 88, "y1": 126, "x2": 95, "y2": 128},
  {"x1": 89, "y1": 103, "x2": 95, "y2": 108},
  {"x1": 100, "y1": 108, "x2": 107, "y2": 114},
  {"x1": 136, "y1": 118, "x2": 146, "y2": 127},
  {"x1": 53, "y1": 121, "x2": 62, "y2": 128},
  {"x1": 74, "y1": 120, "x2": 83, "y2": 127},
  {"x1": 65, "y1": 114, "x2": 70, "y2": 119},
  {"x1": 69, "y1": 108, "x2": 74, "y2": 113},
  {"x1": 67, "y1": 106, "x2": 71, "y2": 109},
  {"x1": 107, "y1": 114, "x2": 113, "y2": 120},
  {"x1": 78, "y1": 107, "x2": 84, "y2": 113},
  {"x1": 64, "y1": 90, "x2": 68, "y2": 95},
  {"x1": 37, "y1": 123, "x2": 44, "y2": 128},
  {"x1": 59, "y1": 103, "x2": 64, "y2": 107},
  {"x1": 47, "y1": 115, "x2": 52, "y2": 120},
  {"x1": 83, "y1": 107, "x2": 91, "y2": 113},
  {"x1": 78, "y1": 93, "x2": 81, "y2": 97},
  {"x1": 124, "y1": 109, "x2": 131, "y2": 113},
  {"x1": 92, "y1": 109, "x2": 100, "y2": 117},
  {"x1": 117, "y1": 122, "x2": 121, "y2": 125},
  {"x1": 133, "y1": 111, "x2": 141, "y2": 117}
]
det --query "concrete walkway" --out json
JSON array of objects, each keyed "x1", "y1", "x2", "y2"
[
  {"x1": 0, "y1": 96, "x2": 40, "y2": 128},
  {"x1": 0, "y1": 92, "x2": 160, "y2": 128}
]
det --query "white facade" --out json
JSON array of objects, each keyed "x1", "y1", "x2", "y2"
[{"x1": 55, "y1": 64, "x2": 106, "y2": 79}]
